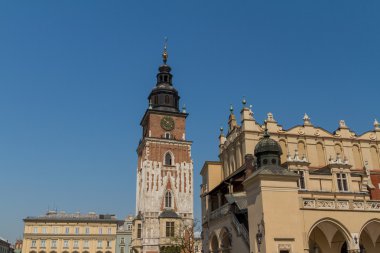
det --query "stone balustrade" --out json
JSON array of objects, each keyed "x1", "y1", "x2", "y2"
[{"x1": 302, "y1": 198, "x2": 380, "y2": 211}]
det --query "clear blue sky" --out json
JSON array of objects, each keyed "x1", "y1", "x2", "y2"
[{"x1": 1, "y1": 1, "x2": 379, "y2": 242}]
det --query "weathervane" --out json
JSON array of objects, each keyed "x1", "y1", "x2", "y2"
[{"x1": 162, "y1": 37, "x2": 168, "y2": 64}]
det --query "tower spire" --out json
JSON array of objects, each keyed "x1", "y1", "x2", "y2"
[{"x1": 162, "y1": 37, "x2": 168, "y2": 64}]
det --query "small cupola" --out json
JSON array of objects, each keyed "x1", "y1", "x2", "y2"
[{"x1": 254, "y1": 125, "x2": 282, "y2": 168}]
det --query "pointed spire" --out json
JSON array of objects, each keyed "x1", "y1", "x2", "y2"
[
  {"x1": 162, "y1": 37, "x2": 168, "y2": 64},
  {"x1": 228, "y1": 104, "x2": 237, "y2": 131},
  {"x1": 374, "y1": 119, "x2": 380, "y2": 131},
  {"x1": 303, "y1": 113, "x2": 311, "y2": 125},
  {"x1": 263, "y1": 120, "x2": 270, "y2": 138}
]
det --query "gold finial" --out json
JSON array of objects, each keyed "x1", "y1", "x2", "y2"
[{"x1": 162, "y1": 37, "x2": 168, "y2": 64}]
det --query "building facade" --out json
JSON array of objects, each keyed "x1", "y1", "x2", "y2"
[
  {"x1": 131, "y1": 46, "x2": 194, "y2": 253},
  {"x1": 201, "y1": 101, "x2": 380, "y2": 253},
  {"x1": 22, "y1": 211, "x2": 121, "y2": 253},
  {"x1": 14, "y1": 240, "x2": 23, "y2": 253},
  {"x1": 0, "y1": 237, "x2": 12, "y2": 253},
  {"x1": 116, "y1": 216, "x2": 133, "y2": 253}
]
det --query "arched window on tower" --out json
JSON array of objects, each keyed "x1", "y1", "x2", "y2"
[
  {"x1": 165, "y1": 95, "x2": 170, "y2": 104},
  {"x1": 165, "y1": 152, "x2": 173, "y2": 166},
  {"x1": 154, "y1": 96, "x2": 158, "y2": 105},
  {"x1": 165, "y1": 191, "x2": 172, "y2": 208}
]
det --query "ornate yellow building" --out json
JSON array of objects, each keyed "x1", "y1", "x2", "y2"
[
  {"x1": 22, "y1": 211, "x2": 121, "y2": 253},
  {"x1": 201, "y1": 101, "x2": 380, "y2": 253}
]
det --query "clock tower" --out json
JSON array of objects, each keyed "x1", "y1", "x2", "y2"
[{"x1": 132, "y1": 44, "x2": 193, "y2": 253}]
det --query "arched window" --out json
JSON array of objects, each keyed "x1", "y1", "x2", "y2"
[
  {"x1": 334, "y1": 143, "x2": 343, "y2": 156},
  {"x1": 298, "y1": 141, "x2": 307, "y2": 159},
  {"x1": 154, "y1": 96, "x2": 158, "y2": 105},
  {"x1": 165, "y1": 95, "x2": 170, "y2": 104},
  {"x1": 165, "y1": 133, "x2": 171, "y2": 139},
  {"x1": 352, "y1": 145, "x2": 362, "y2": 169},
  {"x1": 316, "y1": 143, "x2": 326, "y2": 167},
  {"x1": 279, "y1": 140, "x2": 287, "y2": 164},
  {"x1": 370, "y1": 146, "x2": 380, "y2": 169},
  {"x1": 165, "y1": 152, "x2": 172, "y2": 165},
  {"x1": 165, "y1": 191, "x2": 172, "y2": 208}
]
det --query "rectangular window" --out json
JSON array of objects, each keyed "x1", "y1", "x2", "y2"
[
  {"x1": 337, "y1": 173, "x2": 348, "y2": 191},
  {"x1": 75, "y1": 227, "x2": 79, "y2": 234},
  {"x1": 42, "y1": 227, "x2": 47, "y2": 234},
  {"x1": 106, "y1": 241, "x2": 110, "y2": 248},
  {"x1": 296, "y1": 170, "x2": 306, "y2": 189},
  {"x1": 137, "y1": 224, "x2": 142, "y2": 239},
  {"x1": 31, "y1": 240, "x2": 36, "y2": 248},
  {"x1": 127, "y1": 224, "x2": 132, "y2": 231},
  {"x1": 65, "y1": 227, "x2": 70, "y2": 234},
  {"x1": 99, "y1": 228, "x2": 102, "y2": 234},
  {"x1": 40, "y1": 240, "x2": 46, "y2": 248},
  {"x1": 84, "y1": 240, "x2": 89, "y2": 248},
  {"x1": 63, "y1": 240, "x2": 69, "y2": 248},
  {"x1": 74, "y1": 240, "x2": 79, "y2": 248},
  {"x1": 33, "y1": 227, "x2": 38, "y2": 233},
  {"x1": 85, "y1": 227, "x2": 90, "y2": 234},
  {"x1": 52, "y1": 227, "x2": 58, "y2": 234},
  {"x1": 107, "y1": 228, "x2": 112, "y2": 234},
  {"x1": 51, "y1": 240, "x2": 57, "y2": 248},
  {"x1": 165, "y1": 222, "x2": 175, "y2": 237},
  {"x1": 120, "y1": 246, "x2": 125, "y2": 253},
  {"x1": 97, "y1": 240, "x2": 102, "y2": 248}
]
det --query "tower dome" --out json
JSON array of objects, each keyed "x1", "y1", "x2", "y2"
[
  {"x1": 254, "y1": 128, "x2": 282, "y2": 168},
  {"x1": 254, "y1": 132, "x2": 283, "y2": 156},
  {"x1": 147, "y1": 40, "x2": 180, "y2": 113}
]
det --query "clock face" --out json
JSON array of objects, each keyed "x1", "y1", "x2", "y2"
[{"x1": 161, "y1": 116, "x2": 175, "y2": 131}]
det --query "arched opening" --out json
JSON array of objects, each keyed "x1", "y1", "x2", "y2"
[
  {"x1": 298, "y1": 141, "x2": 307, "y2": 159},
  {"x1": 370, "y1": 146, "x2": 380, "y2": 169},
  {"x1": 308, "y1": 219, "x2": 351, "y2": 253},
  {"x1": 353, "y1": 145, "x2": 363, "y2": 169},
  {"x1": 210, "y1": 234, "x2": 219, "y2": 253},
  {"x1": 279, "y1": 140, "x2": 287, "y2": 164},
  {"x1": 335, "y1": 143, "x2": 344, "y2": 157},
  {"x1": 316, "y1": 142, "x2": 326, "y2": 167},
  {"x1": 165, "y1": 191, "x2": 172, "y2": 208},
  {"x1": 165, "y1": 95, "x2": 170, "y2": 104},
  {"x1": 219, "y1": 228, "x2": 232, "y2": 253},
  {"x1": 165, "y1": 152, "x2": 173, "y2": 165},
  {"x1": 360, "y1": 220, "x2": 380, "y2": 253}
]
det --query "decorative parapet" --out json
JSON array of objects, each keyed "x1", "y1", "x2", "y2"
[{"x1": 301, "y1": 198, "x2": 380, "y2": 211}]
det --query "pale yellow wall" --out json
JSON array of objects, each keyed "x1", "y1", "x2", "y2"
[{"x1": 23, "y1": 221, "x2": 118, "y2": 253}]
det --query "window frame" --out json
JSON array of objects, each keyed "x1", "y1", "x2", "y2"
[
  {"x1": 337, "y1": 173, "x2": 349, "y2": 192},
  {"x1": 165, "y1": 191, "x2": 172, "y2": 208},
  {"x1": 137, "y1": 224, "x2": 142, "y2": 239},
  {"x1": 165, "y1": 221, "x2": 175, "y2": 237}
]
